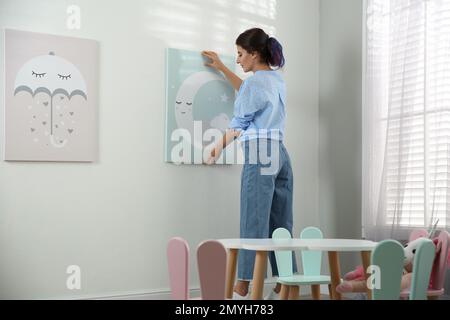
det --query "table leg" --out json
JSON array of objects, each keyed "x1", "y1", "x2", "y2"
[
  {"x1": 280, "y1": 285, "x2": 290, "y2": 300},
  {"x1": 288, "y1": 285, "x2": 299, "y2": 300},
  {"x1": 225, "y1": 249, "x2": 239, "y2": 299},
  {"x1": 328, "y1": 251, "x2": 342, "y2": 300},
  {"x1": 311, "y1": 284, "x2": 321, "y2": 300},
  {"x1": 251, "y1": 251, "x2": 267, "y2": 300},
  {"x1": 361, "y1": 251, "x2": 372, "y2": 300}
]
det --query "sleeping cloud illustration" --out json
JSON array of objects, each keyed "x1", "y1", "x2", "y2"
[
  {"x1": 174, "y1": 71, "x2": 231, "y2": 150},
  {"x1": 165, "y1": 48, "x2": 239, "y2": 164},
  {"x1": 13, "y1": 52, "x2": 88, "y2": 148},
  {"x1": 209, "y1": 113, "x2": 230, "y2": 133}
]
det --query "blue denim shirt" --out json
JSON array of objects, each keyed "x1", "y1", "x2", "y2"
[{"x1": 229, "y1": 70, "x2": 286, "y2": 141}]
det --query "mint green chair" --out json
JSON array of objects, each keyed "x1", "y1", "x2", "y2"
[
  {"x1": 273, "y1": 227, "x2": 332, "y2": 300},
  {"x1": 408, "y1": 238, "x2": 435, "y2": 300},
  {"x1": 370, "y1": 239, "x2": 404, "y2": 300}
]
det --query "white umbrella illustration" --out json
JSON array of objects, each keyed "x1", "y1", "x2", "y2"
[{"x1": 14, "y1": 52, "x2": 87, "y2": 148}]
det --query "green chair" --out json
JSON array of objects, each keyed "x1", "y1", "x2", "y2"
[
  {"x1": 408, "y1": 238, "x2": 435, "y2": 300},
  {"x1": 273, "y1": 227, "x2": 332, "y2": 300},
  {"x1": 370, "y1": 239, "x2": 404, "y2": 300}
]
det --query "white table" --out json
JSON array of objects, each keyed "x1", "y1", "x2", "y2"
[{"x1": 218, "y1": 238, "x2": 378, "y2": 300}]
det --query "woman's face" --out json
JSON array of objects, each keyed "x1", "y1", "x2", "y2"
[{"x1": 236, "y1": 45, "x2": 257, "y2": 73}]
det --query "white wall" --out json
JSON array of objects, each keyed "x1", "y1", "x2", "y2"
[
  {"x1": 0, "y1": 0, "x2": 319, "y2": 299},
  {"x1": 319, "y1": 0, "x2": 363, "y2": 272}
]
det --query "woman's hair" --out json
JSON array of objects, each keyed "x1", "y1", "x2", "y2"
[{"x1": 235, "y1": 28, "x2": 285, "y2": 69}]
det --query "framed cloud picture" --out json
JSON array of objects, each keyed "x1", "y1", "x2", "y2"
[
  {"x1": 4, "y1": 29, "x2": 99, "y2": 162},
  {"x1": 165, "y1": 48, "x2": 242, "y2": 165}
]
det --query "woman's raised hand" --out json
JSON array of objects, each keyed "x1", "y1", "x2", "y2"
[{"x1": 202, "y1": 51, "x2": 226, "y2": 72}]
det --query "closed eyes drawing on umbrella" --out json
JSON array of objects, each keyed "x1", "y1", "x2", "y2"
[{"x1": 14, "y1": 51, "x2": 88, "y2": 148}]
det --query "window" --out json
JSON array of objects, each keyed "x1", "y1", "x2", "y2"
[{"x1": 363, "y1": 0, "x2": 450, "y2": 239}]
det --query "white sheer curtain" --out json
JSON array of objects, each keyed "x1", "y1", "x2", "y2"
[{"x1": 363, "y1": 0, "x2": 450, "y2": 241}]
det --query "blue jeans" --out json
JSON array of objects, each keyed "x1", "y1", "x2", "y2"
[{"x1": 238, "y1": 139, "x2": 297, "y2": 280}]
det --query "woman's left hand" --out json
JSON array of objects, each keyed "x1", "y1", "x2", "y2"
[{"x1": 202, "y1": 51, "x2": 226, "y2": 72}]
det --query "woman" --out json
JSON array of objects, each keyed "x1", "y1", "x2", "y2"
[{"x1": 202, "y1": 28, "x2": 295, "y2": 299}]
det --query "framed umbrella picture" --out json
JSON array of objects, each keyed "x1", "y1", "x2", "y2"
[
  {"x1": 4, "y1": 29, "x2": 99, "y2": 162},
  {"x1": 165, "y1": 48, "x2": 243, "y2": 165}
]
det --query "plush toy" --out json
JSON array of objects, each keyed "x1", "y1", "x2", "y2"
[
  {"x1": 336, "y1": 237, "x2": 436, "y2": 294},
  {"x1": 404, "y1": 237, "x2": 437, "y2": 272}
]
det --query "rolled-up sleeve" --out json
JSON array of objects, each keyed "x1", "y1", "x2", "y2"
[
  {"x1": 229, "y1": 113, "x2": 254, "y2": 130},
  {"x1": 229, "y1": 79, "x2": 267, "y2": 131}
]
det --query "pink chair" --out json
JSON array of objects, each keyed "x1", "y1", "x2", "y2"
[
  {"x1": 401, "y1": 229, "x2": 450, "y2": 299},
  {"x1": 428, "y1": 230, "x2": 450, "y2": 298},
  {"x1": 167, "y1": 237, "x2": 190, "y2": 300},
  {"x1": 197, "y1": 240, "x2": 227, "y2": 300}
]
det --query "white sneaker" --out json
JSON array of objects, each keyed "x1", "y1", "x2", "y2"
[
  {"x1": 264, "y1": 290, "x2": 280, "y2": 300},
  {"x1": 232, "y1": 291, "x2": 250, "y2": 300}
]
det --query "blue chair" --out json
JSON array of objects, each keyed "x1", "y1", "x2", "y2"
[
  {"x1": 370, "y1": 239, "x2": 405, "y2": 300},
  {"x1": 273, "y1": 227, "x2": 332, "y2": 300},
  {"x1": 370, "y1": 238, "x2": 435, "y2": 300},
  {"x1": 408, "y1": 238, "x2": 435, "y2": 300}
]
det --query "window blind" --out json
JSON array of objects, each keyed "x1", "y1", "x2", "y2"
[{"x1": 367, "y1": 0, "x2": 450, "y2": 229}]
